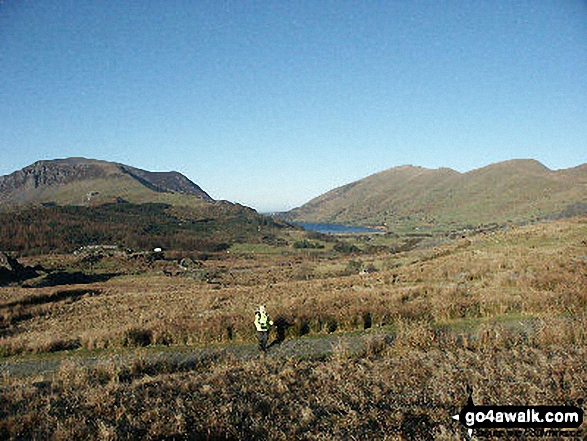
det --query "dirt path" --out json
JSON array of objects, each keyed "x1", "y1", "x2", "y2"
[
  {"x1": 0, "y1": 329, "x2": 394, "y2": 379},
  {"x1": 0, "y1": 315, "x2": 540, "y2": 379}
]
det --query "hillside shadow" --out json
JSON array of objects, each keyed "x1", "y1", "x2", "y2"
[
  {"x1": 24, "y1": 271, "x2": 120, "y2": 288},
  {"x1": 1, "y1": 288, "x2": 102, "y2": 337},
  {"x1": 400, "y1": 412, "x2": 436, "y2": 441},
  {"x1": 1, "y1": 288, "x2": 102, "y2": 309}
]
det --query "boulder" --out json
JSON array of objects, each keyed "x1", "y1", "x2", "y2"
[{"x1": 0, "y1": 252, "x2": 38, "y2": 284}]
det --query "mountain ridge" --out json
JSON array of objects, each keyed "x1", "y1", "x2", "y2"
[
  {"x1": 0, "y1": 157, "x2": 213, "y2": 208},
  {"x1": 286, "y1": 159, "x2": 587, "y2": 229}
]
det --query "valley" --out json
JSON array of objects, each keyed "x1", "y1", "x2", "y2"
[
  {"x1": 1, "y1": 215, "x2": 585, "y2": 439},
  {"x1": 0, "y1": 157, "x2": 585, "y2": 439}
]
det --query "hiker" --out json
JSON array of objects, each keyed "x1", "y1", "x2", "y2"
[{"x1": 254, "y1": 305, "x2": 273, "y2": 352}]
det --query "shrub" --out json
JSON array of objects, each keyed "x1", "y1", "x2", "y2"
[{"x1": 122, "y1": 328, "x2": 153, "y2": 347}]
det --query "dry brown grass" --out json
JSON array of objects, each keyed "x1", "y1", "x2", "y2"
[
  {"x1": 0, "y1": 217, "x2": 586, "y2": 438},
  {"x1": 1, "y1": 317, "x2": 584, "y2": 440},
  {"x1": 2, "y1": 217, "x2": 584, "y2": 355}
]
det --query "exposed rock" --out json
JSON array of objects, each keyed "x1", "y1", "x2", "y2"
[
  {"x1": 178, "y1": 257, "x2": 203, "y2": 270},
  {"x1": 0, "y1": 157, "x2": 214, "y2": 206},
  {"x1": 119, "y1": 165, "x2": 213, "y2": 200},
  {"x1": 0, "y1": 252, "x2": 38, "y2": 284}
]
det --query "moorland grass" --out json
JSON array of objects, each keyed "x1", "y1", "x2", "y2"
[{"x1": 0, "y1": 217, "x2": 585, "y2": 439}]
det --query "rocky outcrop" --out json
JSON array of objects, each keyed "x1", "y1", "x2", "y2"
[
  {"x1": 0, "y1": 158, "x2": 214, "y2": 206},
  {"x1": 0, "y1": 159, "x2": 109, "y2": 200},
  {"x1": 0, "y1": 252, "x2": 38, "y2": 285},
  {"x1": 119, "y1": 165, "x2": 213, "y2": 200}
]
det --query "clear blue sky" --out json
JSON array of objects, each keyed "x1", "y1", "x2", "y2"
[{"x1": 2, "y1": 1, "x2": 586, "y2": 212}]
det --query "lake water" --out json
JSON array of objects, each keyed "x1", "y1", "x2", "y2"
[{"x1": 298, "y1": 222, "x2": 381, "y2": 234}]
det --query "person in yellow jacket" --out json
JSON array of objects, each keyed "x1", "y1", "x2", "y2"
[{"x1": 254, "y1": 305, "x2": 273, "y2": 352}]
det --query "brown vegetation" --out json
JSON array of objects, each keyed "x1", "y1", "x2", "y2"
[
  {"x1": 1, "y1": 217, "x2": 584, "y2": 355},
  {"x1": 0, "y1": 217, "x2": 586, "y2": 439},
  {"x1": 0, "y1": 202, "x2": 285, "y2": 255},
  {"x1": 1, "y1": 319, "x2": 584, "y2": 439},
  {"x1": 287, "y1": 159, "x2": 587, "y2": 229}
]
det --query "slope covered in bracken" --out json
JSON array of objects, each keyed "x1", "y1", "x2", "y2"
[{"x1": 288, "y1": 159, "x2": 587, "y2": 229}]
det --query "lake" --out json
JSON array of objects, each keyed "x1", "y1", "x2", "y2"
[{"x1": 298, "y1": 222, "x2": 381, "y2": 234}]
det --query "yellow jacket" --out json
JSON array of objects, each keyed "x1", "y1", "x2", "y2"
[{"x1": 255, "y1": 311, "x2": 272, "y2": 332}]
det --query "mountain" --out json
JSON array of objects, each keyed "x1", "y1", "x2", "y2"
[
  {"x1": 0, "y1": 158, "x2": 213, "y2": 208},
  {"x1": 0, "y1": 158, "x2": 291, "y2": 255},
  {"x1": 287, "y1": 159, "x2": 587, "y2": 230}
]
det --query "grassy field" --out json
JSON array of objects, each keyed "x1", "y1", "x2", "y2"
[{"x1": 1, "y1": 216, "x2": 586, "y2": 439}]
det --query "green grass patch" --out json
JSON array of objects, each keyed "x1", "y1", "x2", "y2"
[{"x1": 229, "y1": 243, "x2": 287, "y2": 254}]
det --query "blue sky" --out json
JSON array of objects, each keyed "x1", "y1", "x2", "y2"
[{"x1": 1, "y1": 1, "x2": 586, "y2": 212}]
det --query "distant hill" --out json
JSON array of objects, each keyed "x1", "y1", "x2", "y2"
[
  {"x1": 0, "y1": 158, "x2": 213, "y2": 208},
  {"x1": 286, "y1": 159, "x2": 587, "y2": 230},
  {"x1": 0, "y1": 201, "x2": 288, "y2": 255},
  {"x1": 0, "y1": 158, "x2": 291, "y2": 255}
]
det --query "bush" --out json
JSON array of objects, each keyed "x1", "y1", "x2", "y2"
[
  {"x1": 293, "y1": 240, "x2": 325, "y2": 249},
  {"x1": 333, "y1": 242, "x2": 361, "y2": 254},
  {"x1": 123, "y1": 328, "x2": 153, "y2": 347}
]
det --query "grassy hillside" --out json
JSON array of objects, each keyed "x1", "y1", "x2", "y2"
[{"x1": 287, "y1": 159, "x2": 587, "y2": 231}]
